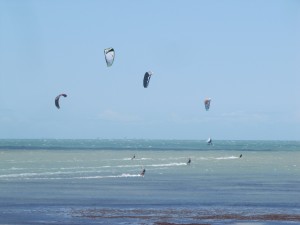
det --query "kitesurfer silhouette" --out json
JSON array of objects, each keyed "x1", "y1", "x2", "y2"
[
  {"x1": 187, "y1": 158, "x2": 191, "y2": 165},
  {"x1": 140, "y1": 168, "x2": 146, "y2": 176}
]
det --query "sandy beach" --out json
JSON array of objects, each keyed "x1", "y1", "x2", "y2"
[{"x1": 72, "y1": 208, "x2": 300, "y2": 224}]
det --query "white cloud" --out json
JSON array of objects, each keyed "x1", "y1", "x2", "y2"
[
  {"x1": 220, "y1": 111, "x2": 268, "y2": 122},
  {"x1": 0, "y1": 109, "x2": 16, "y2": 123},
  {"x1": 98, "y1": 109, "x2": 142, "y2": 123},
  {"x1": 169, "y1": 111, "x2": 270, "y2": 124},
  {"x1": 0, "y1": 116, "x2": 13, "y2": 123},
  {"x1": 169, "y1": 113, "x2": 207, "y2": 124}
]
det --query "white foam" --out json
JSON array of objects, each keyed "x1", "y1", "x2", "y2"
[
  {"x1": 0, "y1": 171, "x2": 143, "y2": 180},
  {"x1": 148, "y1": 162, "x2": 187, "y2": 167},
  {"x1": 74, "y1": 173, "x2": 141, "y2": 179},
  {"x1": 123, "y1": 157, "x2": 152, "y2": 161},
  {"x1": 0, "y1": 169, "x2": 102, "y2": 178},
  {"x1": 215, "y1": 156, "x2": 239, "y2": 160}
]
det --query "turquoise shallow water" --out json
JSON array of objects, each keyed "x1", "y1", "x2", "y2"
[{"x1": 0, "y1": 139, "x2": 299, "y2": 224}]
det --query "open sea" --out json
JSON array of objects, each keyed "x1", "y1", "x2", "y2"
[{"x1": 0, "y1": 139, "x2": 299, "y2": 225}]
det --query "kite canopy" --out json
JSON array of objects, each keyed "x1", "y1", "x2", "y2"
[
  {"x1": 204, "y1": 98, "x2": 211, "y2": 111},
  {"x1": 55, "y1": 94, "x2": 67, "y2": 109},
  {"x1": 104, "y1": 48, "x2": 115, "y2": 67},
  {"x1": 143, "y1": 71, "x2": 153, "y2": 88}
]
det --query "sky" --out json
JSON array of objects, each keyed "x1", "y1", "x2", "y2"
[{"x1": 0, "y1": 0, "x2": 299, "y2": 140}]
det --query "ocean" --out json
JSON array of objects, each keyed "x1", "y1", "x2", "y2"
[{"x1": 0, "y1": 139, "x2": 299, "y2": 225}]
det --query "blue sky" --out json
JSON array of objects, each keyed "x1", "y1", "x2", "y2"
[{"x1": 0, "y1": 0, "x2": 299, "y2": 140}]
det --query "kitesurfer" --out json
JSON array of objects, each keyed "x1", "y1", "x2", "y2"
[
  {"x1": 131, "y1": 154, "x2": 136, "y2": 160},
  {"x1": 239, "y1": 154, "x2": 242, "y2": 158},
  {"x1": 207, "y1": 138, "x2": 212, "y2": 145},
  {"x1": 140, "y1": 168, "x2": 146, "y2": 176},
  {"x1": 187, "y1": 158, "x2": 191, "y2": 165}
]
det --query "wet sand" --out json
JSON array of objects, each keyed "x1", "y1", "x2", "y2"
[{"x1": 72, "y1": 208, "x2": 300, "y2": 224}]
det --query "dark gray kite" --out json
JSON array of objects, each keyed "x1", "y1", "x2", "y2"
[
  {"x1": 55, "y1": 94, "x2": 67, "y2": 109},
  {"x1": 143, "y1": 71, "x2": 153, "y2": 88}
]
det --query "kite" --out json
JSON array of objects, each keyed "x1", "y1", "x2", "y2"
[
  {"x1": 143, "y1": 71, "x2": 153, "y2": 88},
  {"x1": 104, "y1": 48, "x2": 115, "y2": 67},
  {"x1": 55, "y1": 94, "x2": 67, "y2": 109},
  {"x1": 204, "y1": 98, "x2": 211, "y2": 111}
]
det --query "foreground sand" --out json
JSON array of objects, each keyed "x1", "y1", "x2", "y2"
[{"x1": 72, "y1": 208, "x2": 300, "y2": 224}]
